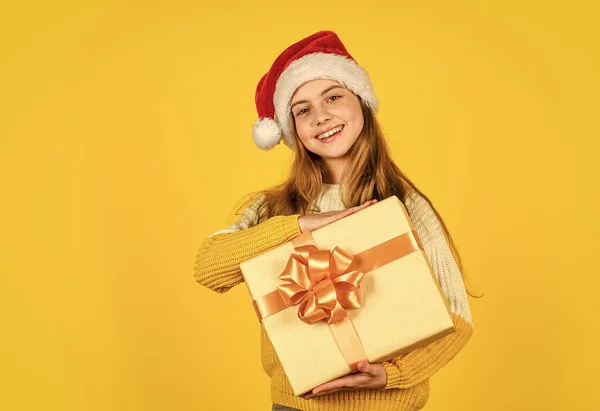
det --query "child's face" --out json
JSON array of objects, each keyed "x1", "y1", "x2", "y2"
[{"x1": 291, "y1": 79, "x2": 364, "y2": 162}]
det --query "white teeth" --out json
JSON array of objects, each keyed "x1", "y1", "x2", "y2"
[{"x1": 317, "y1": 126, "x2": 343, "y2": 140}]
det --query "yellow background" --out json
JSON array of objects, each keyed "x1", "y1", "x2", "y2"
[{"x1": 1, "y1": 1, "x2": 598, "y2": 410}]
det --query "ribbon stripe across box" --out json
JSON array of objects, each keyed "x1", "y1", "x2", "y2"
[{"x1": 240, "y1": 195, "x2": 456, "y2": 396}]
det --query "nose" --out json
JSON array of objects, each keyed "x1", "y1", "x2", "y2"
[{"x1": 313, "y1": 105, "x2": 331, "y2": 126}]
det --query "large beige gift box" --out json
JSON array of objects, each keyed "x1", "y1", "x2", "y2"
[{"x1": 240, "y1": 195, "x2": 455, "y2": 396}]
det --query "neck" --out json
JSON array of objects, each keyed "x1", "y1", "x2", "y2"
[{"x1": 323, "y1": 157, "x2": 347, "y2": 184}]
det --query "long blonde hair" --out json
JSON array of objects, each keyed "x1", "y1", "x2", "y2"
[{"x1": 239, "y1": 98, "x2": 478, "y2": 297}]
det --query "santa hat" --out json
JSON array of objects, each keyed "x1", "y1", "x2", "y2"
[{"x1": 252, "y1": 31, "x2": 379, "y2": 150}]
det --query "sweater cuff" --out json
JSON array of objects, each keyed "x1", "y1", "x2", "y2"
[
  {"x1": 382, "y1": 361, "x2": 403, "y2": 390},
  {"x1": 281, "y1": 214, "x2": 302, "y2": 239}
]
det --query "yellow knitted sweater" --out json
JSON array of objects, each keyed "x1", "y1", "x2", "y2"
[{"x1": 194, "y1": 185, "x2": 473, "y2": 411}]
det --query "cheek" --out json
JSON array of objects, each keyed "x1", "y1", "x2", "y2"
[
  {"x1": 355, "y1": 116, "x2": 364, "y2": 134},
  {"x1": 295, "y1": 121, "x2": 314, "y2": 145},
  {"x1": 347, "y1": 103, "x2": 364, "y2": 133}
]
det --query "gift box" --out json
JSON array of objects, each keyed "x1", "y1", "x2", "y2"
[{"x1": 239, "y1": 195, "x2": 455, "y2": 396}]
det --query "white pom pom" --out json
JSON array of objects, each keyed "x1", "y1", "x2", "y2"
[{"x1": 252, "y1": 118, "x2": 283, "y2": 150}]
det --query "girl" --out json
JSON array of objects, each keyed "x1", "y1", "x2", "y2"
[{"x1": 194, "y1": 30, "x2": 473, "y2": 411}]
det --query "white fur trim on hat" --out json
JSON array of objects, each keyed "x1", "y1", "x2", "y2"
[
  {"x1": 273, "y1": 52, "x2": 378, "y2": 144},
  {"x1": 252, "y1": 117, "x2": 283, "y2": 150}
]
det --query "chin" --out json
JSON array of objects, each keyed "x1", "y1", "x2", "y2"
[
  {"x1": 317, "y1": 146, "x2": 352, "y2": 159},
  {"x1": 304, "y1": 138, "x2": 355, "y2": 158}
]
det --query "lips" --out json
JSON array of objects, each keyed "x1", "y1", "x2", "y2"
[{"x1": 315, "y1": 125, "x2": 344, "y2": 140}]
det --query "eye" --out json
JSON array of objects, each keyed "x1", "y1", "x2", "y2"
[
  {"x1": 296, "y1": 108, "x2": 309, "y2": 116},
  {"x1": 327, "y1": 95, "x2": 342, "y2": 102}
]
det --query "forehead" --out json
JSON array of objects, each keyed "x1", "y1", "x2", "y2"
[{"x1": 291, "y1": 79, "x2": 345, "y2": 102}]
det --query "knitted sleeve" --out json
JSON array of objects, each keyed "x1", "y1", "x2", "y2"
[
  {"x1": 382, "y1": 192, "x2": 474, "y2": 389},
  {"x1": 194, "y1": 196, "x2": 302, "y2": 293}
]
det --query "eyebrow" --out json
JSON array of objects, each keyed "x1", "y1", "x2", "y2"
[{"x1": 290, "y1": 85, "x2": 345, "y2": 109}]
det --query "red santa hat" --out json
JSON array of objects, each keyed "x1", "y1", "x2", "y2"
[{"x1": 252, "y1": 31, "x2": 379, "y2": 150}]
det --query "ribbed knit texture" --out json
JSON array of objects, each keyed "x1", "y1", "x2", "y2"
[
  {"x1": 194, "y1": 214, "x2": 301, "y2": 293},
  {"x1": 194, "y1": 185, "x2": 473, "y2": 410}
]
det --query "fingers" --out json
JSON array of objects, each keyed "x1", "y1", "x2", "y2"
[
  {"x1": 302, "y1": 363, "x2": 385, "y2": 400},
  {"x1": 360, "y1": 199, "x2": 378, "y2": 208},
  {"x1": 336, "y1": 200, "x2": 377, "y2": 219},
  {"x1": 328, "y1": 199, "x2": 379, "y2": 224},
  {"x1": 333, "y1": 211, "x2": 352, "y2": 222},
  {"x1": 352, "y1": 199, "x2": 378, "y2": 213},
  {"x1": 302, "y1": 373, "x2": 367, "y2": 399}
]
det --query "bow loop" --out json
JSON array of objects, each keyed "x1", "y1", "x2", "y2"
[{"x1": 277, "y1": 243, "x2": 365, "y2": 325}]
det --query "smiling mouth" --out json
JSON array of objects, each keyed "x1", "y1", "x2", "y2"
[{"x1": 315, "y1": 125, "x2": 344, "y2": 140}]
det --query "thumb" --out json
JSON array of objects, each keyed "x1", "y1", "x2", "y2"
[{"x1": 357, "y1": 361, "x2": 375, "y2": 376}]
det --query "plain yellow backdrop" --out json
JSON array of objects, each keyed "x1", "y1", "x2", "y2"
[{"x1": 1, "y1": 0, "x2": 598, "y2": 410}]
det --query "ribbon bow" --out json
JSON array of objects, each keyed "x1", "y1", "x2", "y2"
[{"x1": 277, "y1": 245, "x2": 365, "y2": 325}]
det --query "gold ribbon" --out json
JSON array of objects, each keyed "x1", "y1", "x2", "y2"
[
  {"x1": 251, "y1": 229, "x2": 424, "y2": 372},
  {"x1": 277, "y1": 244, "x2": 364, "y2": 325},
  {"x1": 252, "y1": 230, "x2": 423, "y2": 323}
]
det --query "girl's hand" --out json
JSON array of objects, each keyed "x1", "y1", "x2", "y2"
[
  {"x1": 298, "y1": 200, "x2": 377, "y2": 233},
  {"x1": 301, "y1": 361, "x2": 387, "y2": 400}
]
